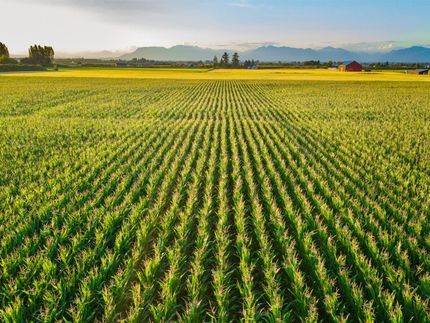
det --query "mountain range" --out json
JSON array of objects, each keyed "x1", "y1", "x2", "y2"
[{"x1": 120, "y1": 45, "x2": 430, "y2": 63}]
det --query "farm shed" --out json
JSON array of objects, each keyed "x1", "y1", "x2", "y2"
[
  {"x1": 339, "y1": 60, "x2": 363, "y2": 72},
  {"x1": 406, "y1": 69, "x2": 429, "y2": 75}
]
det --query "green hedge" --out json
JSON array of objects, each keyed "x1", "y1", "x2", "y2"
[{"x1": 0, "y1": 64, "x2": 46, "y2": 72}]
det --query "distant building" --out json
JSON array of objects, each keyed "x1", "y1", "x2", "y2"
[
  {"x1": 339, "y1": 60, "x2": 363, "y2": 72},
  {"x1": 116, "y1": 62, "x2": 128, "y2": 68},
  {"x1": 406, "y1": 69, "x2": 429, "y2": 75}
]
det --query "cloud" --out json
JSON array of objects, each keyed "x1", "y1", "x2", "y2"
[
  {"x1": 213, "y1": 41, "x2": 280, "y2": 51},
  {"x1": 341, "y1": 41, "x2": 422, "y2": 52},
  {"x1": 5, "y1": 0, "x2": 430, "y2": 53},
  {"x1": 227, "y1": 0, "x2": 253, "y2": 8},
  {"x1": 13, "y1": 0, "x2": 199, "y2": 27},
  {"x1": 226, "y1": 0, "x2": 265, "y2": 9},
  {"x1": 24, "y1": 0, "x2": 167, "y2": 14}
]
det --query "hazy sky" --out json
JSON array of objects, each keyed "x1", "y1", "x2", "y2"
[{"x1": 2, "y1": 0, "x2": 430, "y2": 54}]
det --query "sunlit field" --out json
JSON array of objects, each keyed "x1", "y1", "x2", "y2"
[
  {"x1": 3, "y1": 67, "x2": 430, "y2": 81},
  {"x1": 1, "y1": 70, "x2": 429, "y2": 321}
]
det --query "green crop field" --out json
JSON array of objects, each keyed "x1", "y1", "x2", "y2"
[{"x1": 1, "y1": 70, "x2": 429, "y2": 322}]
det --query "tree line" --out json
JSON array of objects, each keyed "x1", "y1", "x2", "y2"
[{"x1": 0, "y1": 42, "x2": 55, "y2": 66}]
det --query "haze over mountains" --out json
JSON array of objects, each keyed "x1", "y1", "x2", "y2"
[{"x1": 119, "y1": 45, "x2": 430, "y2": 63}]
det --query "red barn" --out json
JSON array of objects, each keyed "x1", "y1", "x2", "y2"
[{"x1": 339, "y1": 60, "x2": 363, "y2": 72}]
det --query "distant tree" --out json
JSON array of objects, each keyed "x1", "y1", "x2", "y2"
[
  {"x1": 0, "y1": 42, "x2": 9, "y2": 58},
  {"x1": 0, "y1": 56, "x2": 17, "y2": 64},
  {"x1": 303, "y1": 60, "x2": 320, "y2": 66},
  {"x1": 213, "y1": 55, "x2": 218, "y2": 67},
  {"x1": 221, "y1": 52, "x2": 229, "y2": 66},
  {"x1": 232, "y1": 52, "x2": 239, "y2": 67},
  {"x1": 243, "y1": 59, "x2": 257, "y2": 69},
  {"x1": 23, "y1": 45, "x2": 55, "y2": 66}
]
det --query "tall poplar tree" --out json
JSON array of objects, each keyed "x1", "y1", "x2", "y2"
[
  {"x1": 221, "y1": 52, "x2": 229, "y2": 66},
  {"x1": 0, "y1": 42, "x2": 9, "y2": 58},
  {"x1": 232, "y1": 52, "x2": 239, "y2": 67}
]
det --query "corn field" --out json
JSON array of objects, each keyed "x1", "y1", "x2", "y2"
[{"x1": 1, "y1": 76, "x2": 429, "y2": 322}]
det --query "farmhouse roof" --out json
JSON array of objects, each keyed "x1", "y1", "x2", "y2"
[
  {"x1": 339, "y1": 60, "x2": 356, "y2": 66},
  {"x1": 406, "y1": 69, "x2": 429, "y2": 73}
]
